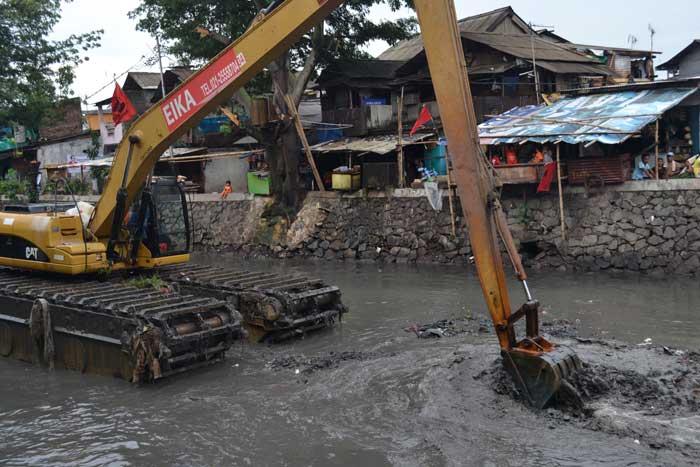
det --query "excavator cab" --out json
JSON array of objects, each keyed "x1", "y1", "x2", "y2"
[
  {"x1": 126, "y1": 177, "x2": 191, "y2": 260},
  {"x1": 150, "y1": 177, "x2": 191, "y2": 257}
]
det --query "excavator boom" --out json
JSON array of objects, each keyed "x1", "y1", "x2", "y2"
[{"x1": 89, "y1": 0, "x2": 344, "y2": 238}]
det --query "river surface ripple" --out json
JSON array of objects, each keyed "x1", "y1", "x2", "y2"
[{"x1": 1, "y1": 255, "x2": 698, "y2": 466}]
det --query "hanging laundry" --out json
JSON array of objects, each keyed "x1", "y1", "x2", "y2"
[{"x1": 537, "y1": 162, "x2": 557, "y2": 193}]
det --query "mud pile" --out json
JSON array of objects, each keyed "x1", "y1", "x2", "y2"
[
  {"x1": 403, "y1": 316, "x2": 490, "y2": 338},
  {"x1": 266, "y1": 350, "x2": 394, "y2": 375},
  {"x1": 570, "y1": 357, "x2": 700, "y2": 415},
  {"x1": 479, "y1": 351, "x2": 699, "y2": 411}
]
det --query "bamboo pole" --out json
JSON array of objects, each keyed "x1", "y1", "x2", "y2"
[
  {"x1": 284, "y1": 94, "x2": 325, "y2": 192},
  {"x1": 444, "y1": 146, "x2": 457, "y2": 236},
  {"x1": 397, "y1": 86, "x2": 405, "y2": 188},
  {"x1": 655, "y1": 119, "x2": 659, "y2": 180},
  {"x1": 556, "y1": 144, "x2": 566, "y2": 241}
]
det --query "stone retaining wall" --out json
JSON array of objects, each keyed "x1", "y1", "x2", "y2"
[{"x1": 41, "y1": 181, "x2": 697, "y2": 275}]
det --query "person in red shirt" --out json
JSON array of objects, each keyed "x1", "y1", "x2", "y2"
[
  {"x1": 221, "y1": 180, "x2": 233, "y2": 199},
  {"x1": 505, "y1": 145, "x2": 518, "y2": 165}
]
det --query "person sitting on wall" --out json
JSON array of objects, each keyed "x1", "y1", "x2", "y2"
[
  {"x1": 663, "y1": 152, "x2": 685, "y2": 179},
  {"x1": 632, "y1": 154, "x2": 654, "y2": 180},
  {"x1": 221, "y1": 180, "x2": 233, "y2": 199}
]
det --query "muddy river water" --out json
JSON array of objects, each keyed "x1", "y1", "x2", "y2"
[{"x1": 1, "y1": 255, "x2": 699, "y2": 466}]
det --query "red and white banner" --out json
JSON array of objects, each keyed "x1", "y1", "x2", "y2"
[{"x1": 160, "y1": 48, "x2": 247, "y2": 132}]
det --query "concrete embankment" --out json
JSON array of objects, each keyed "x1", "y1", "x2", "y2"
[{"x1": 190, "y1": 179, "x2": 700, "y2": 276}]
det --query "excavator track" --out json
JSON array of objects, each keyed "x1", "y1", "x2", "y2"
[
  {"x1": 0, "y1": 268, "x2": 243, "y2": 382},
  {"x1": 157, "y1": 264, "x2": 348, "y2": 342}
]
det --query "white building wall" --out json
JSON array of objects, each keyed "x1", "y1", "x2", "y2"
[
  {"x1": 37, "y1": 135, "x2": 93, "y2": 188},
  {"x1": 203, "y1": 157, "x2": 250, "y2": 193}
]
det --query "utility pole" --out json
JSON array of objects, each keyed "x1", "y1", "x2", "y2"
[
  {"x1": 156, "y1": 32, "x2": 175, "y2": 159},
  {"x1": 156, "y1": 33, "x2": 167, "y2": 100},
  {"x1": 528, "y1": 23, "x2": 554, "y2": 105}
]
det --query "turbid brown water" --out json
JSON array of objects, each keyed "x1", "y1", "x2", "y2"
[{"x1": 1, "y1": 254, "x2": 699, "y2": 466}]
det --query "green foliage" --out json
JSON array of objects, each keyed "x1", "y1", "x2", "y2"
[
  {"x1": 127, "y1": 274, "x2": 166, "y2": 290},
  {"x1": 44, "y1": 177, "x2": 92, "y2": 196},
  {"x1": 0, "y1": 0, "x2": 103, "y2": 129},
  {"x1": 517, "y1": 202, "x2": 531, "y2": 227},
  {"x1": 83, "y1": 131, "x2": 101, "y2": 160},
  {"x1": 0, "y1": 169, "x2": 30, "y2": 201},
  {"x1": 67, "y1": 178, "x2": 92, "y2": 195},
  {"x1": 129, "y1": 0, "x2": 416, "y2": 92},
  {"x1": 129, "y1": 0, "x2": 416, "y2": 205}
]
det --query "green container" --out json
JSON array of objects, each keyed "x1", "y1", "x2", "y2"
[
  {"x1": 247, "y1": 171, "x2": 271, "y2": 195},
  {"x1": 424, "y1": 146, "x2": 447, "y2": 175}
]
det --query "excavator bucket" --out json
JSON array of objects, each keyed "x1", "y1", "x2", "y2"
[{"x1": 502, "y1": 345, "x2": 582, "y2": 409}]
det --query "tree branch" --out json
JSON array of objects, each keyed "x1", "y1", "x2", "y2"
[
  {"x1": 233, "y1": 88, "x2": 252, "y2": 115},
  {"x1": 290, "y1": 25, "x2": 323, "y2": 106}
]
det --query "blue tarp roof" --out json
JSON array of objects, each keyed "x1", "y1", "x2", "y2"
[{"x1": 479, "y1": 88, "x2": 698, "y2": 145}]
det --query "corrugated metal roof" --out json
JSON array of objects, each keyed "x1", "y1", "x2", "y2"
[
  {"x1": 657, "y1": 40, "x2": 700, "y2": 70},
  {"x1": 378, "y1": 36, "x2": 423, "y2": 62},
  {"x1": 534, "y1": 60, "x2": 613, "y2": 76},
  {"x1": 309, "y1": 133, "x2": 432, "y2": 155},
  {"x1": 123, "y1": 72, "x2": 161, "y2": 90},
  {"x1": 377, "y1": 31, "x2": 598, "y2": 68},
  {"x1": 463, "y1": 32, "x2": 596, "y2": 63},
  {"x1": 478, "y1": 88, "x2": 698, "y2": 145},
  {"x1": 378, "y1": 6, "x2": 529, "y2": 61},
  {"x1": 319, "y1": 60, "x2": 406, "y2": 86}
]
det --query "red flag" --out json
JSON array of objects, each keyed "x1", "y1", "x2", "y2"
[
  {"x1": 111, "y1": 84, "x2": 137, "y2": 125},
  {"x1": 410, "y1": 105, "x2": 432, "y2": 136}
]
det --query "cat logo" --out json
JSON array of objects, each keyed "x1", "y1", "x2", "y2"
[{"x1": 25, "y1": 247, "x2": 39, "y2": 261}]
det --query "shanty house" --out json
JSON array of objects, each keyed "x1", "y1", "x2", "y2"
[
  {"x1": 657, "y1": 40, "x2": 700, "y2": 79},
  {"x1": 318, "y1": 6, "x2": 615, "y2": 133},
  {"x1": 478, "y1": 78, "x2": 700, "y2": 187}
]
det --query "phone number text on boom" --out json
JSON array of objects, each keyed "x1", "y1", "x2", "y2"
[{"x1": 200, "y1": 52, "x2": 247, "y2": 98}]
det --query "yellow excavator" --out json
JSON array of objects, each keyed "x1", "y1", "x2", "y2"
[{"x1": 0, "y1": 0, "x2": 579, "y2": 407}]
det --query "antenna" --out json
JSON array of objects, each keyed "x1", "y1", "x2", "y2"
[
  {"x1": 627, "y1": 34, "x2": 638, "y2": 49},
  {"x1": 648, "y1": 23, "x2": 656, "y2": 52}
]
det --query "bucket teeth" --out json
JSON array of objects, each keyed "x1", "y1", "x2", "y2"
[{"x1": 503, "y1": 345, "x2": 581, "y2": 409}]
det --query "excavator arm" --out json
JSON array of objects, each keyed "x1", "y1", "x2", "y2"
[{"x1": 414, "y1": 0, "x2": 581, "y2": 408}]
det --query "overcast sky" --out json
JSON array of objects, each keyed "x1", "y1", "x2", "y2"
[{"x1": 53, "y1": 0, "x2": 696, "y2": 107}]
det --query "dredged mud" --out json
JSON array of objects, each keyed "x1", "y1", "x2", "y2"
[{"x1": 263, "y1": 310, "x2": 700, "y2": 464}]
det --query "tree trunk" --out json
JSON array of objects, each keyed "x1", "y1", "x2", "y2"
[
  {"x1": 265, "y1": 125, "x2": 300, "y2": 207},
  {"x1": 263, "y1": 52, "x2": 302, "y2": 208}
]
